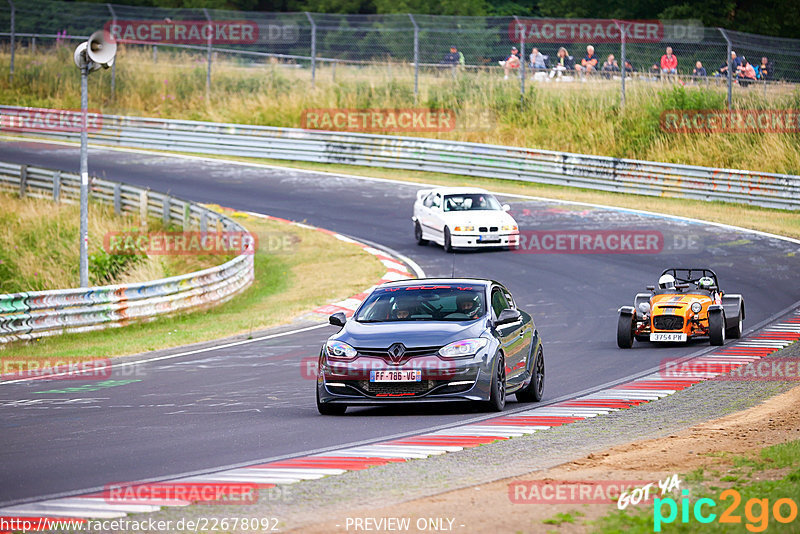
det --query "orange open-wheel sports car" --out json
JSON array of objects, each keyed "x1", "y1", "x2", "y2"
[{"x1": 617, "y1": 268, "x2": 745, "y2": 348}]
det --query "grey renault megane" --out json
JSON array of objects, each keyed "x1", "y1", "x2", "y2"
[{"x1": 316, "y1": 279, "x2": 544, "y2": 415}]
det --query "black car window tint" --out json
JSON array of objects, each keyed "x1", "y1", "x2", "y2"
[{"x1": 491, "y1": 289, "x2": 509, "y2": 317}]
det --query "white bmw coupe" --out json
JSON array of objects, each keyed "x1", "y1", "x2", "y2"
[{"x1": 412, "y1": 187, "x2": 519, "y2": 252}]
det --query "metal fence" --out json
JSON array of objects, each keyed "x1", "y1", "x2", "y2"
[
  {"x1": 0, "y1": 160, "x2": 255, "y2": 343},
  {"x1": 2, "y1": 106, "x2": 797, "y2": 210},
  {"x1": 2, "y1": 0, "x2": 799, "y2": 106}
]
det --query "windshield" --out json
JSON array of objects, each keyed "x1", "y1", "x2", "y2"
[
  {"x1": 355, "y1": 285, "x2": 486, "y2": 322},
  {"x1": 443, "y1": 193, "x2": 502, "y2": 212}
]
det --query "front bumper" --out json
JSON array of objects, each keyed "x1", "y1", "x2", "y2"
[
  {"x1": 317, "y1": 352, "x2": 494, "y2": 406},
  {"x1": 450, "y1": 232, "x2": 519, "y2": 248}
]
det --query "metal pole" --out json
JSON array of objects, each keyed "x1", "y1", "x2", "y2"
[
  {"x1": 79, "y1": 65, "x2": 89, "y2": 287},
  {"x1": 720, "y1": 28, "x2": 732, "y2": 111},
  {"x1": 513, "y1": 16, "x2": 524, "y2": 103},
  {"x1": 409, "y1": 14, "x2": 419, "y2": 102},
  {"x1": 107, "y1": 3, "x2": 116, "y2": 100},
  {"x1": 152, "y1": 45, "x2": 157, "y2": 63},
  {"x1": 203, "y1": 8, "x2": 212, "y2": 93},
  {"x1": 8, "y1": 0, "x2": 14, "y2": 83},
  {"x1": 619, "y1": 20, "x2": 626, "y2": 109},
  {"x1": 305, "y1": 12, "x2": 316, "y2": 88}
]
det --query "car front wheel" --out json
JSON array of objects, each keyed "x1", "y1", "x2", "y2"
[
  {"x1": 317, "y1": 388, "x2": 347, "y2": 415},
  {"x1": 443, "y1": 227, "x2": 453, "y2": 253},
  {"x1": 414, "y1": 221, "x2": 428, "y2": 246},
  {"x1": 617, "y1": 312, "x2": 635, "y2": 349},
  {"x1": 485, "y1": 353, "x2": 506, "y2": 412},
  {"x1": 709, "y1": 310, "x2": 726, "y2": 346}
]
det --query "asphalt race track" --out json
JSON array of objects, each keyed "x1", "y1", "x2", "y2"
[{"x1": 1, "y1": 140, "x2": 799, "y2": 505}]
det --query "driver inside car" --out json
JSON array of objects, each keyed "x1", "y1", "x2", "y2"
[
  {"x1": 447, "y1": 294, "x2": 482, "y2": 320},
  {"x1": 392, "y1": 300, "x2": 414, "y2": 320}
]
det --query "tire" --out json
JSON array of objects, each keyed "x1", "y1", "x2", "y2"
[
  {"x1": 317, "y1": 388, "x2": 346, "y2": 415},
  {"x1": 617, "y1": 312, "x2": 635, "y2": 349},
  {"x1": 443, "y1": 227, "x2": 453, "y2": 253},
  {"x1": 726, "y1": 306, "x2": 743, "y2": 339},
  {"x1": 709, "y1": 310, "x2": 726, "y2": 346},
  {"x1": 516, "y1": 346, "x2": 544, "y2": 402},
  {"x1": 485, "y1": 353, "x2": 506, "y2": 412},
  {"x1": 414, "y1": 221, "x2": 428, "y2": 246}
]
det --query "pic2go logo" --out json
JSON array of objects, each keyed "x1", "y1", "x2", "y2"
[{"x1": 654, "y1": 489, "x2": 798, "y2": 532}]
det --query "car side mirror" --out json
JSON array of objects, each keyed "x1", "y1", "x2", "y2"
[
  {"x1": 646, "y1": 285, "x2": 655, "y2": 291},
  {"x1": 502, "y1": 204, "x2": 511, "y2": 211},
  {"x1": 329, "y1": 312, "x2": 347, "y2": 327},
  {"x1": 495, "y1": 308, "x2": 521, "y2": 326}
]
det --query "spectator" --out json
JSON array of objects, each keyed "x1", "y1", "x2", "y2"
[
  {"x1": 529, "y1": 47, "x2": 546, "y2": 71},
  {"x1": 601, "y1": 54, "x2": 619, "y2": 78},
  {"x1": 441, "y1": 46, "x2": 460, "y2": 66},
  {"x1": 757, "y1": 56, "x2": 772, "y2": 80},
  {"x1": 549, "y1": 47, "x2": 574, "y2": 78},
  {"x1": 623, "y1": 59, "x2": 634, "y2": 73},
  {"x1": 499, "y1": 46, "x2": 521, "y2": 79},
  {"x1": 576, "y1": 45, "x2": 598, "y2": 74},
  {"x1": 718, "y1": 51, "x2": 741, "y2": 76},
  {"x1": 737, "y1": 56, "x2": 756, "y2": 86},
  {"x1": 660, "y1": 46, "x2": 677, "y2": 74},
  {"x1": 693, "y1": 60, "x2": 707, "y2": 77}
]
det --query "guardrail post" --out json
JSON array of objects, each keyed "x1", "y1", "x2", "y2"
[
  {"x1": 182, "y1": 202, "x2": 190, "y2": 231},
  {"x1": 107, "y1": 3, "x2": 116, "y2": 100},
  {"x1": 19, "y1": 164, "x2": 26, "y2": 197},
  {"x1": 31, "y1": 35, "x2": 35, "y2": 54},
  {"x1": 162, "y1": 196, "x2": 171, "y2": 226},
  {"x1": 140, "y1": 189, "x2": 148, "y2": 228},
  {"x1": 152, "y1": 45, "x2": 157, "y2": 64},
  {"x1": 305, "y1": 12, "x2": 316, "y2": 88},
  {"x1": 113, "y1": 183, "x2": 121, "y2": 215},
  {"x1": 8, "y1": 0, "x2": 15, "y2": 83},
  {"x1": 53, "y1": 170, "x2": 61, "y2": 202},
  {"x1": 408, "y1": 14, "x2": 419, "y2": 102}
]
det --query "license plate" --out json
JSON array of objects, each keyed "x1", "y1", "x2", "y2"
[
  {"x1": 650, "y1": 333, "x2": 687, "y2": 342},
  {"x1": 478, "y1": 234, "x2": 500, "y2": 242},
  {"x1": 370, "y1": 370, "x2": 422, "y2": 382}
]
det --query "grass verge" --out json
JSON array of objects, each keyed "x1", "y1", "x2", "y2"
[
  {"x1": 591, "y1": 439, "x2": 800, "y2": 533},
  {"x1": 0, "y1": 211, "x2": 385, "y2": 360},
  {"x1": 0, "y1": 191, "x2": 227, "y2": 293}
]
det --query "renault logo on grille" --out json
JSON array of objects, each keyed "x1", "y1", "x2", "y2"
[{"x1": 387, "y1": 343, "x2": 406, "y2": 363}]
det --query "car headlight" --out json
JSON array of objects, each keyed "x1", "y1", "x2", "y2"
[
  {"x1": 638, "y1": 302, "x2": 651, "y2": 315},
  {"x1": 691, "y1": 302, "x2": 702, "y2": 313},
  {"x1": 453, "y1": 226, "x2": 474, "y2": 232},
  {"x1": 325, "y1": 340, "x2": 357, "y2": 360},
  {"x1": 438, "y1": 338, "x2": 488, "y2": 359},
  {"x1": 501, "y1": 225, "x2": 518, "y2": 232}
]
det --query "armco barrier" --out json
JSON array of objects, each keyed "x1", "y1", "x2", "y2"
[
  {"x1": 1, "y1": 106, "x2": 798, "y2": 209},
  {"x1": 0, "y1": 161, "x2": 254, "y2": 344}
]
